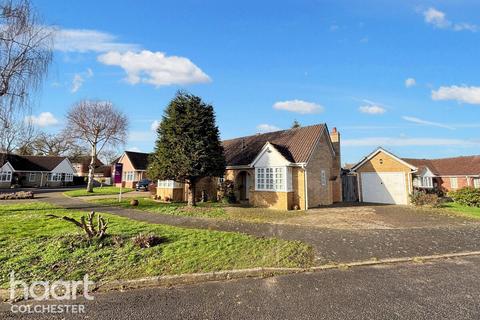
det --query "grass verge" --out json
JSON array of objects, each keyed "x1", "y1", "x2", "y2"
[
  {"x1": 0, "y1": 202, "x2": 313, "y2": 287},
  {"x1": 90, "y1": 197, "x2": 307, "y2": 222},
  {"x1": 64, "y1": 186, "x2": 133, "y2": 197},
  {"x1": 441, "y1": 202, "x2": 480, "y2": 219}
]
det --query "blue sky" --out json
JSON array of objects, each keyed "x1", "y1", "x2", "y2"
[{"x1": 32, "y1": 0, "x2": 480, "y2": 164}]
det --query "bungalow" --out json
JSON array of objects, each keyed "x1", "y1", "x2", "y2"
[
  {"x1": 155, "y1": 124, "x2": 342, "y2": 210},
  {"x1": 351, "y1": 147, "x2": 480, "y2": 205},
  {"x1": 0, "y1": 153, "x2": 76, "y2": 188},
  {"x1": 114, "y1": 151, "x2": 150, "y2": 188}
]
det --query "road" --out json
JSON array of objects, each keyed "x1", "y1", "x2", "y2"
[{"x1": 2, "y1": 255, "x2": 480, "y2": 320}]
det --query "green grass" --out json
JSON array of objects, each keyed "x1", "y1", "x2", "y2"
[
  {"x1": 441, "y1": 202, "x2": 480, "y2": 219},
  {"x1": 90, "y1": 198, "x2": 307, "y2": 222},
  {"x1": 64, "y1": 186, "x2": 133, "y2": 197},
  {"x1": 0, "y1": 202, "x2": 313, "y2": 287},
  {"x1": 92, "y1": 198, "x2": 227, "y2": 218}
]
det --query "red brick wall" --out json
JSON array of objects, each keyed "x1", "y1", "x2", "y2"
[{"x1": 438, "y1": 176, "x2": 475, "y2": 192}]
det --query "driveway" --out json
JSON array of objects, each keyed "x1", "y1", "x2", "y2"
[
  {"x1": 3, "y1": 255, "x2": 480, "y2": 319},
  {"x1": 281, "y1": 204, "x2": 474, "y2": 229}
]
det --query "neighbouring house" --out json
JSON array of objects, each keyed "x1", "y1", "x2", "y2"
[
  {"x1": 114, "y1": 151, "x2": 150, "y2": 188},
  {"x1": 0, "y1": 153, "x2": 76, "y2": 188},
  {"x1": 155, "y1": 124, "x2": 342, "y2": 210},
  {"x1": 71, "y1": 156, "x2": 111, "y2": 178},
  {"x1": 351, "y1": 147, "x2": 480, "y2": 205},
  {"x1": 403, "y1": 156, "x2": 480, "y2": 192}
]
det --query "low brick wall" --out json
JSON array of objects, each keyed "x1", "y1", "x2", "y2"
[{"x1": 251, "y1": 191, "x2": 294, "y2": 210}]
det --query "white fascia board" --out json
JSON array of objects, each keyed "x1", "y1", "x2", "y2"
[{"x1": 351, "y1": 147, "x2": 417, "y2": 172}]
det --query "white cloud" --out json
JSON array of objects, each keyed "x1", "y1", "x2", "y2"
[
  {"x1": 70, "y1": 68, "x2": 94, "y2": 93},
  {"x1": 402, "y1": 116, "x2": 454, "y2": 130},
  {"x1": 343, "y1": 137, "x2": 480, "y2": 147},
  {"x1": 127, "y1": 147, "x2": 142, "y2": 152},
  {"x1": 97, "y1": 50, "x2": 211, "y2": 87},
  {"x1": 358, "y1": 105, "x2": 386, "y2": 115},
  {"x1": 25, "y1": 112, "x2": 59, "y2": 127},
  {"x1": 128, "y1": 131, "x2": 154, "y2": 142},
  {"x1": 431, "y1": 85, "x2": 480, "y2": 105},
  {"x1": 256, "y1": 124, "x2": 281, "y2": 133},
  {"x1": 150, "y1": 120, "x2": 160, "y2": 131},
  {"x1": 273, "y1": 99, "x2": 324, "y2": 114},
  {"x1": 423, "y1": 7, "x2": 478, "y2": 32},
  {"x1": 54, "y1": 28, "x2": 140, "y2": 53},
  {"x1": 405, "y1": 78, "x2": 416, "y2": 88}
]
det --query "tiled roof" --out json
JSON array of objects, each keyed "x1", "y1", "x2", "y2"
[
  {"x1": 1, "y1": 153, "x2": 67, "y2": 171},
  {"x1": 403, "y1": 156, "x2": 480, "y2": 176},
  {"x1": 124, "y1": 151, "x2": 150, "y2": 171},
  {"x1": 222, "y1": 124, "x2": 328, "y2": 166}
]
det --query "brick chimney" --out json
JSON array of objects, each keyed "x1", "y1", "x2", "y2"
[{"x1": 329, "y1": 127, "x2": 342, "y2": 202}]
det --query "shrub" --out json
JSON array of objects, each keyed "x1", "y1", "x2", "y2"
[
  {"x1": 448, "y1": 187, "x2": 480, "y2": 207},
  {"x1": 410, "y1": 190, "x2": 441, "y2": 207},
  {"x1": 132, "y1": 234, "x2": 164, "y2": 248},
  {"x1": 0, "y1": 191, "x2": 34, "y2": 200}
]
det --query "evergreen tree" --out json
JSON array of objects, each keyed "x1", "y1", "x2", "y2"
[
  {"x1": 148, "y1": 91, "x2": 226, "y2": 206},
  {"x1": 291, "y1": 119, "x2": 301, "y2": 128}
]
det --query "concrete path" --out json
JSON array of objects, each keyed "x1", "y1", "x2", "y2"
[
  {"x1": 3, "y1": 255, "x2": 480, "y2": 319},
  {"x1": 35, "y1": 191, "x2": 480, "y2": 265}
]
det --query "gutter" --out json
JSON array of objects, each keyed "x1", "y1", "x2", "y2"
[{"x1": 302, "y1": 164, "x2": 308, "y2": 210}]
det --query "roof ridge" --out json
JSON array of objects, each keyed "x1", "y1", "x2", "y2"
[{"x1": 222, "y1": 123, "x2": 326, "y2": 143}]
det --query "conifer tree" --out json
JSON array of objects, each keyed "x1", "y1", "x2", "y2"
[{"x1": 148, "y1": 91, "x2": 226, "y2": 206}]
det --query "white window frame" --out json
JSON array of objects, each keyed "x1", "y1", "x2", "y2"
[
  {"x1": 255, "y1": 167, "x2": 286, "y2": 192},
  {"x1": 123, "y1": 171, "x2": 135, "y2": 182},
  {"x1": 48, "y1": 173, "x2": 62, "y2": 182},
  {"x1": 0, "y1": 171, "x2": 12, "y2": 182},
  {"x1": 473, "y1": 178, "x2": 480, "y2": 189},
  {"x1": 421, "y1": 176, "x2": 433, "y2": 188},
  {"x1": 65, "y1": 173, "x2": 73, "y2": 182},
  {"x1": 29, "y1": 172, "x2": 36, "y2": 182},
  {"x1": 320, "y1": 169, "x2": 327, "y2": 187},
  {"x1": 450, "y1": 177, "x2": 458, "y2": 189},
  {"x1": 157, "y1": 180, "x2": 183, "y2": 189}
]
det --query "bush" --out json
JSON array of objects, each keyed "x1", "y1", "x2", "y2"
[
  {"x1": 448, "y1": 187, "x2": 480, "y2": 207},
  {"x1": 0, "y1": 191, "x2": 34, "y2": 200},
  {"x1": 410, "y1": 190, "x2": 441, "y2": 207}
]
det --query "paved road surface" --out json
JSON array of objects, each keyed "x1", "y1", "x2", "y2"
[{"x1": 2, "y1": 255, "x2": 480, "y2": 319}]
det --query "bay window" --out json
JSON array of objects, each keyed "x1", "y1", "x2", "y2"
[{"x1": 255, "y1": 167, "x2": 287, "y2": 191}]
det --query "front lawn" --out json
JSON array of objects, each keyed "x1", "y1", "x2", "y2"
[
  {"x1": 92, "y1": 198, "x2": 227, "y2": 218},
  {"x1": 90, "y1": 198, "x2": 307, "y2": 222},
  {"x1": 441, "y1": 202, "x2": 480, "y2": 219},
  {"x1": 0, "y1": 202, "x2": 313, "y2": 287},
  {"x1": 64, "y1": 186, "x2": 133, "y2": 197}
]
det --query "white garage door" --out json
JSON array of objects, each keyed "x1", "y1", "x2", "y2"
[{"x1": 360, "y1": 172, "x2": 407, "y2": 205}]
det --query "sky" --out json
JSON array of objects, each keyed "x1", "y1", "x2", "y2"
[{"x1": 31, "y1": 0, "x2": 480, "y2": 165}]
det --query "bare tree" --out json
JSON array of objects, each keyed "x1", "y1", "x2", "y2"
[
  {"x1": 0, "y1": 0, "x2": 53, "y2": 161},
  {"x1": 0, "y1": 0, "x2": 52, "y2": 108},
  {"x1": 0, "y1": 110, "x2": 36, "y2": 153},
  {"x1": 66, "y1": 100, "x2": 128, "y2": 192},
  {"x1": 29, "y1": 131, "x2": 77, "y2": 156}
]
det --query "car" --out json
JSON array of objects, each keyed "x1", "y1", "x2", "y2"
[{"x1": 135, "y1": 179, "x2": 151, "y2": 191}]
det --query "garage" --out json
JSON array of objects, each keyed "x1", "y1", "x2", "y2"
[
  {"x1": 360, "y1": 172, "x2": 407, "y2": 205},
  {"x1": 351, "y1": 148, "x2": 417, "y2": 205}
]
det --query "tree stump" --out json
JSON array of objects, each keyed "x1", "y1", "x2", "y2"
[{"x1": 130, "y1": 199, "x2": 139, "y2": 206}]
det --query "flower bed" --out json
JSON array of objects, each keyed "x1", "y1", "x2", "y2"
[{"x1": 0, "y1": 191, "x2": 34, "y2": 200}]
